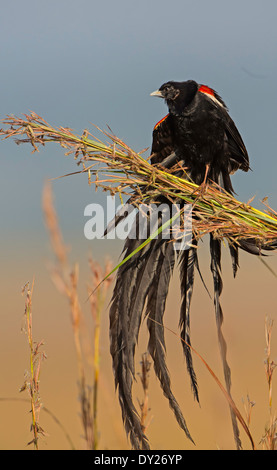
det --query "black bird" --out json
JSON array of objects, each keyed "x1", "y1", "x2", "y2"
[
  {"x1": 149, "y1": 81, "x2": 250, "y2": 449},
  {"x1": 109, "y1": 80, "x2": 270, "y2": 450},
  {"x1": 150, "y1": 80, "x2": 249, "y2": 191}
]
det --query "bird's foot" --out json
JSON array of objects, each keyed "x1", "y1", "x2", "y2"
[
  {"x1": 193, "y1": 164, "x2": 210, "y2": 198},
  {"x1": 192, "y1": 180, "x2": 209, "y2": 198},
  {"x1": 197, "y1": 181, "x2": 209, "y2": 197}
]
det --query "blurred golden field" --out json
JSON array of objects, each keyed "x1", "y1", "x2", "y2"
[{"x1": 0, "y1": 192, "x2": 276, "y2": 450}]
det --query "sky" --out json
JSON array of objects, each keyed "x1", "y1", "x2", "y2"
[
  {"x1": 1, "y1": 0, "x2": 277, "y2": 252},
  {"x1": 1, "y1": 0, "x2": 277, "y2": 450}
]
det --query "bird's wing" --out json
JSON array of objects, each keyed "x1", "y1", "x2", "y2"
[
  {"x1": 151, "y1": 113, "x2": 176, "y2": 165},
  {"x1": 224, "y1": 114, "x2": 250, "y2": 173},
  {"x1": 198, "y1": 84, "x2": 250, "y2": 174}
]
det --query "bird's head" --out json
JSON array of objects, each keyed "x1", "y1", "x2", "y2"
[{"x1": 150, "y1": 80, "x2": 198, "y2": 115}]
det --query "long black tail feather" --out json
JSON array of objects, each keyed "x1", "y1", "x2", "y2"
[
  {"x1": 109, "y1": 236, "x2": 152, "y2": 449},
  {"x1": 146, "y1": 239, "x2": 194, "y2": 444},
  {"x1": 127, "y1": 237, "x2": 166, "y2": 376},
  {"x1": 228, "y1": 242, "x2": 239, "y2": 278},
  {"x1": 108, "y1": 207, "x2": 160, "y2": 448},
  {"x1": 109, "y1": 207, "x2": 195, "y2": 448},
  {"x1": 179, "y1": 244, "x2": 199, "y2": 402}
]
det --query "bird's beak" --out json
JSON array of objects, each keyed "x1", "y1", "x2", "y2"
[{"x1": 150, "y1": 89, "x2": 163, "y2": 98}]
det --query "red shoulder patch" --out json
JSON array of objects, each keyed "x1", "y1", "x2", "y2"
[
  {"x1": 198, "y1": 85, "x2": 215, "y2": 97},
  {"x1": 153, "y1": 113, "x2": 169, "y2": 130}
]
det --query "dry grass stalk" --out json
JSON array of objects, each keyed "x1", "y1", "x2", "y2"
[
  {"x1": 1, "y1": 112, "x2": 277, "y2": 249},
  {"x1": 137, "y1": 353, "x2": 153, "y2": 437},
  {"x1": 20, "y1": 280, "x2": 47, "y2": 449},
  {"x1": 42, "y1": 181, "x2": 112, "y2": 449},
  {"x1": 87, "y1": 256, "x2": 113, "y2": 450},
  {"x1": 264, "y1": 317, "x2": 276, "y2": 409},
  {"x1": 242, "y1": 394, "x2": 255, "y2": 429},
  {"x1": 42, "y1": 182, "x2": 94, "y2": 449},
  {"x1": 0, "y1": 397, "x2": 75, "y2": 449}
]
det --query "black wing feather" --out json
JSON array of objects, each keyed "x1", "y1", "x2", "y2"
[
  {"x1": 224, "y1": 115, "x2": 250, "y2": 173},
  {"x1": 151, "y1": 114, "x2": 176, "y2": 165},
  {"x1": 200, "y1": 88, "x2": 250, "y2": 174}
]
